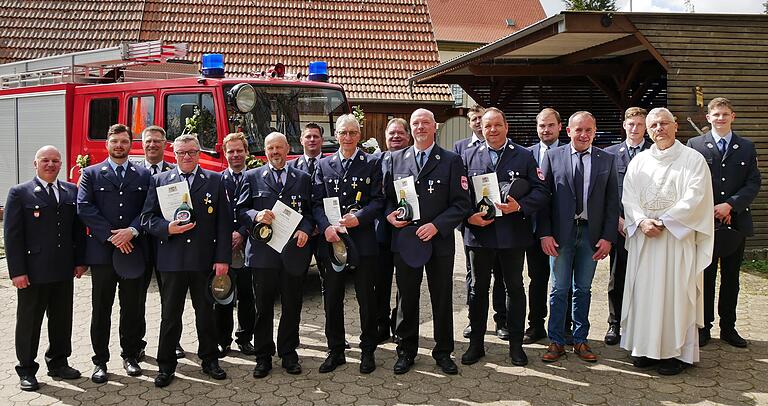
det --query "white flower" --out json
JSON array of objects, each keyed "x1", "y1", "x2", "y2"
[{"x1": 361, "y1": 138, "x2": 381, "y2": 153}]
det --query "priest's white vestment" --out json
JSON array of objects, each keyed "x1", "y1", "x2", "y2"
[{"x1": 620, "y1": 140, "x2": 714, "y2": 363}]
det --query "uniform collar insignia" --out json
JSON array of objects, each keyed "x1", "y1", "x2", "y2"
[
  {"x1": 34, "y1": 185, "x2": 42, "y2": 192},
  {"x1": 733, "y1": 144, "x2": 739, "y2": 149},
  {"x1": 706, "y1": 143, "x2": 714, "y2": 148}
]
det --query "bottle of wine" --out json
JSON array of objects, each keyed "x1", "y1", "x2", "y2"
[
  {"x1": 173, "y1": 193, "x2": 195, "y2": 225},
  {"x1": 395, "y1": 189, "x2": 413, "y2": 222},
  {"x1": 476, "y1": 186, "x2": 496, "y2": 220},
  {"x1": 251, "y1": 222, "x2": 273, "y2": 243},
  {"x1": 348, "y1": 191, "x2": 363, "y2": 214}
]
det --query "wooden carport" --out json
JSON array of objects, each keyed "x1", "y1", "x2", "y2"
[{"x1": 410, "y1": 11, "x2": 768, "y2": 251}]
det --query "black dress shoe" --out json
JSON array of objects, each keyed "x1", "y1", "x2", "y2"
[
  {"x1": 393, "y1": 354, "x2": 414, "y2": 375},
  {"x1": 175, "y1": 344, "x2": 186, "y2": 359},
  {"x1": 461, "y1": 344, "x2": 485, "y2": 365},
  {"x1": 318, "y1": 352, "x2": 346, "y2": 373},
  {"x1": 282, "y1": 357, "x2": 302, "y2": 375},
  {"x1": 91, "y1": 364, "x2": 108, "y2": 384},
  {"x1": 496, "y1": 326, "x2": 510, "y2": 341},
  {"x1": 202, "y1": 360, "x2": 227, "y2": 380},
  {"x1": 631, "y1": 356, "x2": 660, "y2": 369},
  {"x1": 360, "y1": 352, "x2": 376, "y2": 374},
  {"x1": 522, "y1": 326, "x2": 547, "y2": 344},
  {"x1": 253, "y1": 358, "x2": 272, "y2": 378},
  {"x1": 217, "y1": 345, "x2": 231, "y2": 358},
  {"x1": 463, "y1": 324, "x2": 472, "y2": 338},
  {"x1": 657, "y1": 358, "x2": 690, "y2": 375},
  {"x1": 48, "y1": 365, "x2": 81, "y2": 379},
  {"x1": 154, "y1": 371, "x2": 175, "y2": 387},
  {"x1": 699, "y1": 328, "x2": 711, "y2": 347},
  {"x1": 604, "y1": 324, "x2": 620, "y2": 346},
  {"x1": 509, "y1": 346, "x2": 528, "y2": 366},
  {"x1": 435, "y1": 356, "x2": 458, "y2": 375},
  {"x1": 137, "y1": 348, "x2": 146, "y2": 362},
  {"x1": 123, "y1": 358, "x2": 142, "y2": 377},
  {"x1": 720, "y1": 329, "x2": 748, "y2": 348},
  {"x1": 237, "y1": 341, "x2": 256, "y2": 356},
  {"x1": 19, "y1": 375, "x2": 39, "y2": 391}
]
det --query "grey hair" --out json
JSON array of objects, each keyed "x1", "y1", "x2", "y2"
[
  {"x1": 141, "y1": 125, "x2": 166, "y2": 141},
  {"x1": 568, "y1": 111, "x2": 596, "y2": 127},
  {"x1": 646, "y1": 107, "x2": 676, "y2": 124},
  {"x1": 335, "y1": 114, "x2": 360, "y2": 132},
  {"x1": 264, "y1": 131, "x2": 289, "y2": 145},
  {"x1": 173, "y1": 134, "x2": 200, "y2": 150},
  {"x1": 410, "y1": 108, "x2": 435, "y2": 123}
]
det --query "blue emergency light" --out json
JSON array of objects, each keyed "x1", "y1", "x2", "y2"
[
  {"x1": 202, "y1": 53, "x2": 225, "y2": 78},
  {"x1": 308, "y1": 61, "x2": 328, "y2": 82}
]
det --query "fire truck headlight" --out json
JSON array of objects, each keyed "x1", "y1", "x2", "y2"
[{"x1": 229, "y1": 83, "x2": 256, "y2": 113}]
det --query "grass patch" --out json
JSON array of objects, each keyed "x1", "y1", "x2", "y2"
[{"x1": 742, "y1": 259, "x2": 768, "y2": 275}]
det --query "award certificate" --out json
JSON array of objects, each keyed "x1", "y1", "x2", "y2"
[
  {"x1": 267, "y1": 200, "x2": 303, "y2": 253},
  {"x1": 156, "y1": 181, "x2": 193, "y2": 221},
  {"x1": 394, "y1": 176, "x2": 421, "y2": 221},
  {"x1": 472, "y1": 173, "x2": 502, "y2": 217}
]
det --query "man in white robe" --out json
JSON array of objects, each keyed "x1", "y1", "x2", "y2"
[{"x1": 620, "y1": 107, "x2": 714, "y2": 375}]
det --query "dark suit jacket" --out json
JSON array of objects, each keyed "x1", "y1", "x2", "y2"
[
  {"x1": 374, "y1": 151, "x2": 392, "y2": 244},
  {"x1": 221, "y1": 169, "x2": 248, "y2": 238},
  {"x1": 687, "y1": 131, "x2": 761, "y2": 237},
  {"x1": 135, "y1": 159, "x2": 175, "y2": 175},
  {"x1": 236, "y1": 165, "x2": 314, "y2": 269},
  {"x1": 287, "y1": 155, "x2": 320, "y2": 178},
  {"x1": 4, "y1": 179, "x2": 85, "y2": 284},
  {"x1": 385, "y1": 145, "x2": 471, "y2": 256},
  {"x1": 462, "y1": 142, "x2": 550, "y2": 249},
  {"x1": 604, "y1": 139, "x2": 651, "y2": 214},
  {"x1": 312, "y1": 150, "x2": 384, "y2": 257},
  {"x1": 77, "y1": 159, "x2": 151, "y2": 265},
  {"x1": 528, "y1": 140, "x2": 563, "y2": 167},
  {"x1": 453, "y1": 136, "x2": 483, "y2": 156},
  {"x1": 141, "y1": 167, "x2": 232, "y2": 272},
  {"x1": 538, "y1": 145, "x2": 619, "y2": 248}
]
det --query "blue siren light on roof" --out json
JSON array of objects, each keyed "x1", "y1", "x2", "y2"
[
  {"x1": 308, "y1": 61, "x2": 328, "y2": 82},
  {"x1": 202, "y1": 53, "x2": 225, "y2": 78}
]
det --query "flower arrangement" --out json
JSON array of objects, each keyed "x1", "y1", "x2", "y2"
[
  {"x1": 246, "y1": 155, "x2": 266, "y2": 169},
  {"x1": 76, "y1": 154, "x2": 91, "y2": 169},
  {"x1": 352, "y1": 105, "x2": 365, "y2": 127},
  {"x1": 360, "y1": 138, "x2": 381, "y2": 154}
]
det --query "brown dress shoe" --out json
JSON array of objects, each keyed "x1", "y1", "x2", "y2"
[
  {"x1": 541, "y1": 343, "x2": 566, "y2": 362},
  {"x1": 573, "y1": 343, "x2": 598, "y2": 362}
]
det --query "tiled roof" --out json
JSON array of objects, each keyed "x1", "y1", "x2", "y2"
[
  {"x1": 427, "y1": 0, "x2": 547, "y2": 44},
  {"x1": 0, "y1": 0, "x2": 450, "y2": 103}
]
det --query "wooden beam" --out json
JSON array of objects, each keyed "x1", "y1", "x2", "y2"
[
  {"x1": 555, "y1": 35, "x2": 642, "y2": 65},
  {"x1": 562, "y1": 13, "x2": 636, "y2": 34},
  {"x1": 633, "y1": 31, "x2": 670, "y2": 71},
  {"x1": 469, "y1": 64, "x2": 624, "y2": 77},
  {"x1": 588, "y1": 75, "x2": 623, "y2": 109},
  {"x1": 489, "y1": 78, "x2": 508, "y2": 106}
]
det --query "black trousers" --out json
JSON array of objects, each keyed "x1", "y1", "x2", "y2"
[
  {"x1": 607, "y1": 234, "x2": 628, "y2": 326},
  {"x1": 138, "y1": 263, "x2": 163, "y2": 350},
  {"x1": 214, "y1": 267, "x2": 256, "y2": 347},
  {"x1": 524, "y1": 243, "x2": 550, "y2": 329},
  {"x1": 90, "y1": 264, "x2": 143, "y2": 364},
  {"x1": 374, "y1": 242, "x2": 396, "y2": 332},
  {"x1": 395, "y1": 254, "x2": 454, "y2": 359},
  {"x1": 704, "y1": 239, "x2": 745, "y2": 331},
  {"x1": 322, "y1": 255, "x2": 377, "y2": 354},
  {"x1": 252, "y1": 266, "x2": 304, "y2": 360},
  {"x1": 467, "y1": 247, "x2": 526, "y2": 345},
  {"x1": 464, "y1": 245, "x2": 507, "y2": 325},
  {"x1": 15, "y1": 279, "x2": 74, "y2": 377},
  {"x1": 157, "y1": 271, "x2": 217, "y2": 373}
]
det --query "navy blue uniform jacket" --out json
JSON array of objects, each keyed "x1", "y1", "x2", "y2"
[
  {"x1": 603, "y1": 139, "x2": 651, "y2": 215},
  {"x1": 77, "y1": 160, "x2": 150, "y2": 265},
  {"x1": 221, "y1": 169, "x2": 248, "y2": 238},
  {"x1": 462, "y1": 142, "x2": 550, "y2": 249},
  {"x1": 537, "y1": 145, "x2": 619, "y2": 248},
  {"x1": 312, "y1": 150, "x2": 384, "y2": 257},
  {"x1": 141, "y1": 168, "x2": 232, "y2": 272},
  {"x1": 385, "y1": 145, "x2": 471, "y2": 256},
  {"x1": 687, "y1": 132, "x2": 761, "y2": 237},
  {"x1": 4, "y1": 179, "x2": 86, "y2": 284},
  {"x1": 236, "y1": 165, "x2": 314, "y2": 268}
]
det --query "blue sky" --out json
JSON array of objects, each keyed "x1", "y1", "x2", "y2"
[{"x1": 540, "y1": 0, "x2": 764, "y2": 15}]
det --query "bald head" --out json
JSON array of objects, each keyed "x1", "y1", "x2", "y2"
[
  {"x1": 34, "y1": 145, "x2": 62, "y2": 183},
  {"x1": 265, "y1": 131, "x2": 290, "y2": 169},
  {"x1": 410, "y1": 108, "x2": 437, "y2": 148},
  {"x1": 35, "y1": 145, "x2": 61, "y2": 160}
]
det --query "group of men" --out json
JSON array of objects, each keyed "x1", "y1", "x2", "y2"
[{"x1": 4, "y1": 96, "x2": 759, "y2": 392}]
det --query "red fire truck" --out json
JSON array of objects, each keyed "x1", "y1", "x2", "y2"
[{"x1": 0, "y1": 41, "x2": 350, "y2": 202}]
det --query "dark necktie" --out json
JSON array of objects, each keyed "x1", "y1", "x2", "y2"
[
  {"x1": 718, "y1": 138, "x2": 727, "y2": 158},
  {"x1": 182, "y1": 172, "x2": 193, "y2": 187},
  {"x1": 47, "y1": 182, "x2": 57, "y2": 205},
  {"x1": 574, "y1": 151, "x2": 588, "y2": 216},
  {"x1": 416, "y1": 151, "x2": 426, "y2": 170},
  {"x1": 116, "y1": 165, "x2": 124, "y2": 181},
  {"x1": 274, "y1": 168, "x2": 284, "y2": 189},
  {"x1": 342, "y1": 159, "x2": 351, "y2": 172},
  {"x1": 151, "y1": 164, "x2": 159, "y2": 175},
  {"x1": 629, "y1": 146, "x2": 639, "y2": 160},
  {"x1": 308, "y1": 157, "x2": 316, "y2": 175}
]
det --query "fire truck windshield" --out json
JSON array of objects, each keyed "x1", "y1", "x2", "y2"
[{"x1": 224, "y1": 84, "x2": 349, "y2": 155}]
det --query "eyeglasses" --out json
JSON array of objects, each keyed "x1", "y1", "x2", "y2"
[
  {"x1": 175, "y1": 150, "x2": 200, "y2": 157},
  {"x1": 337, "y1": 130, "x2": 360, "y2": 137}
]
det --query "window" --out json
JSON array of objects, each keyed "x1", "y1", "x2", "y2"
[
  {"x1": 165, "y1": 93, "x2": 217, "y2": 151},
  {"x1": 88, "y1": 98, "x2": 119, "y2": 140},
  {"x1": 128, "y1": 95, "x2": 155, "y2": 139}
]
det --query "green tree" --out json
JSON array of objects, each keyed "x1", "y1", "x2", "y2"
[
  {"x1": 563, "y1": 0, "x2": 617, "y2": 11},
  {"x1": 764, "y1": 0, "x2": 767, "y2": 14}
]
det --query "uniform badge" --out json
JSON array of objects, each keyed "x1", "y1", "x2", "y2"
[
  {"x1": 537, "y1": 168, "x2": 545, "y2": 180},
  {"x1": 34, "y1": 186, "x2": 41, "y2": 192},
  {"x1": 706, "y1": 143, "x2": 714, "y2": 149},
  {"x1": 733, "y1": 144, "x2": 739, "y2": 150},
  {"x1": 427, "y1": 180, "x2": 435, "y2": 194},
  {"x1": 203, "y1": 196, "x2": 212, "y2": 205},
  {"x1": 619, "y1": 147, "x2": 625, "y2": 152},
  {"x1": 359, "y1": 155, "x2": 364, "y2": 161},
  {"x1": 460, "y1": 176, "x2": 469, "y2": 191},
  {"x1": 435, "y1": 154, "x2": 441, "y2": 160},
  {"x1": 366, "y1": 177, "x2": 370, "y2": 184},
  {"x1": 33, "y1": 211, "x2": 40, "y2": 218},
  {"x1": 208, "y1": 206, "x2": 214, "y2": 214},
  {"x1": 101, "y1": 166, "x2": 108, "y2": 171}
]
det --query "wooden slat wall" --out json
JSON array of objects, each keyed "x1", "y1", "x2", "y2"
[{"x1": 630, "y1": 15, "x2": 768, "y2": 251}]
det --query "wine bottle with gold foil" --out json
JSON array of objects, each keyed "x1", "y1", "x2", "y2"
[
  {"x1": 476, "y1": 186, "x2": 496, "y2": 220},
  {"x1": 173, "y1": 193, "x2": 195, "y2": 225},
  {"x1": 348, "y1": 191, "x2": 363, "y2": 214},
  {"x1": 395, "y1": 189, "x2": 413, "y2": 222}
]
